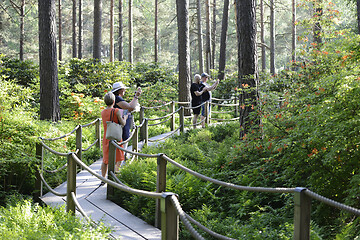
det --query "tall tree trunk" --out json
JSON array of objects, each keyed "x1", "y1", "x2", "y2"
[
  {"x1": 357, "y1": 0, "x2": 360, "y2": 34},
  {"x1": 260, "y1": 0, "x2": 266, "y2": 71},
  {"x1": 38, "y1": 0, "x2": 60, "y2": 121},
  {"x1": 205, "y1": 0, "x2": 211, "y2": 73},
  {"x1": 176, "y1": 0, "x2": 191, "y2": 107},
  {"x1": 218, "y1": 0, "x2": 229, "y2": 80},
  {"x1": 110, "y1": 0, "x2": 114, "y2": 62},
  {"x1": 118, "y1": 0, "x2": 123, "y2": 61},
  {"x1": 78, "y1": 0, "x2": 83, "y2": 58},
  {"x1": 211, "y1": 0, "x2": 216, "y2": 69},
  {"x1": 72, "y1": 0, "x2": 77, "y2": 58},
  {"x1": 154, "y1": 0, "x2": 158, "y2": 63},
  {"x1": 313, "y1": 0, "x2": 322, "y2": 45},
  {"x1": 235, "y1": 0, "x2": 259, "y2": 139},
  {"x1": 196, "y1": 0, "x2": 204, "y2": 73},
  {"x1": 270, "y1": 0, "x2": 275, "y2": 75},
  {"x1": 129, "y1": 0, "x2": 133, "y2": 63},
  {"x1": 292, "y1": 0, "x2": 296, "y2": 62},
  {"x1": 93, "y1": 0, "x2": 102, "y2": 61},
  {"x1": 19, "y1": 0, "x2": 25, "y2": 61},
  {"x1": 58, "y1": 0, "x2": 62, "y2": 61}
]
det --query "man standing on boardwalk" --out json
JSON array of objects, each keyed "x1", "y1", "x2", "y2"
[{"x1": 199, "y1": 72, "x2": 219, "y2": 128}]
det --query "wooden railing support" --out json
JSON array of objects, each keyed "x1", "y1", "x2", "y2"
[
  {"x1": 76, "y1": 125, "x2": 82, "y2": 164},
  {"x1": 161, "y1": 192, "x2": 179, "y2": 240},
  {"x1": 139, "y1": 106, "x2": 145, "y2": 141},
  {"x1": 205, "y1": 101, "x2": 210, "y2": 125},
  {"x1": 107, "y1": 141, "x2": 116, "y2": 199},
  {"x1": 294, "y1": 187, "x2": 311, "y2": 240},
  {"x1": 132, "y1": 126, "x2": 139, "y2": 161},
  {"x1": 156, "y1": 154, "x2": 167, "y2": 228},
  {"x1": 66, "y1": 153, "x2": 77, "y2": 214},
  {"x1": 95, "y1": 118, "x2": 102, "y2": 149},
  {"x1": 34, "y1": 143, "x2": 43, "y2": 203},
  {"x1": 170, "y1": 101, "x2": 175, "y2": 131},
  {"x1": 144, "y1": 118, "x2": 149, "y2": 147},
  {"x1": 179, "y1": 106, "x2": 184, "y2": 133}
]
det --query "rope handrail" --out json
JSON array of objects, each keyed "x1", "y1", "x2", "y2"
[
  {"x1": 170, "y1": 195, "x2": 205, "y2": 240},
  {"x1": 44, "y1": 163, "x2": 67, "y2": 174},
  {"x1": 70, "y1": 192, "x2": 91, "y2": 222},
  {"x1": 184, "y1": 101, "x2": 207, "y2": 110},
  {"x1": 212, "y1": 97, "x2": 236, "y2": 101},
  {"x1": 39, "y1": 125, "x2": 80, "y2": 141},
  {"x1": 39, "y1": 140, "x2": 70, "y2": 157},
  {"x1": 121, "y1": 128, "x2": 136, "y2": 145},
  {"x1": 185, "y1": 213, "x2": 236, "y2": 240},
  {"x1": 305, "y1": 189, "x2": 360, "y2": 216},
  {"x1": 136, "y1": 118, "x2": 146, "y2": 128},
  {"x1": 148, "y1": 125, "x2": 181, "y2": 142},
  {"x1": 70, "y1": 153, "x2": 162, "y2": 199},
  {"x1": 82, "y1": 139, "x2": 99, "y2": 152},
  {"x1": 184, "y1": 117, "x2": 206, "y2": 127},
  {"x1": 161, "y1": 154, "x2": 296, "y2": 194},
  {"x1": 210, "y1": 102, "x2": 238, "y2": 107},
  {"x1": 210, "y1": 117, "x2": 240, "y2": 122},
  {"x1": 174, "y1": 101, "x2": 190, "y2": 105},
  {"x1": 142, "y1": 101, "x2": 173, "y2": 110},
  {"x1": 38, "y1": 170, "x2": 67, "y2": 196},
  {"x1": 82, "y1": 118, "x2": 100, "y2": 128},
  {"x1": 146, "y1": 107, "x2": 181, "y2": 122},
  {"x1": 111, "y1": 141, "x2": 161, "y2": 158},
  {"x1": 212, "y1": 110, "x2": 234, "y2": 114},
  {"x1": 148, "y1": 115, "x2": 172, "y2": 127}
]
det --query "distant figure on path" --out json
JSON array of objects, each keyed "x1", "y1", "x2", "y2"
[
  {"x1": 101, "y1": 92, "x2": 128, "y2": 180},
  {"x1": 199, "y1": 72, "x2": 219, "y2": 128},
  {"x1": 190, "y1": 74, "x2": 207, "y2": 128}
]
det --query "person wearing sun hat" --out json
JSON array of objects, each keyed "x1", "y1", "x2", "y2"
[
  {"x1": 199, "y1": 72, "x2": 219, "y2": 128},
  {"x1": 111, "y1": 82, "x2": 142, "y2": 162}
]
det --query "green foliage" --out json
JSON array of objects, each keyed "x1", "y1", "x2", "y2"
[{"x1": 0, "y1": 198, "x2": 111, "y2": 239}]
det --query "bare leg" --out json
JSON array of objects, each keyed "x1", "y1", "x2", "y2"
[
  {"x1": 201, "y1": 115, "x2": 205, "y2": 128},
  {"x1": 101, "y1": 162, "x2": 108, "y2": 178},
  {"x1": 115, "y1": 161, "x2": 122, "y2": 172},
  {"x1": 192, "y1": 114, "x2": 199, "y2": 129}
]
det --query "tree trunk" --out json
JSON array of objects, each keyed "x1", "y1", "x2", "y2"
[
  {"x1": 118, "y1": 0, "x2": 123, "y2": 61},
  {"x1": 38, "y1": 0, "x2": 60, "y2": 121},
  {"x1": 176, "y1": 0, "x2": 191, "y2": 107},
  {"x1": 235, "y1": 0, "x2": 259, "y2": 139},
  {"x1": 205, "y1": 0, "x2": 211, "y2": 73},
  {"x1": 154, "y1": 0, "x2": 158, "y2": 63},
  {"x1": 270, "y1": 0, "x2": 275, "y2": 75},
  {"x1": 196, "y1": 0, "x2": 204, "y2": 73},
  {"x1": 19, "y1": 0, "x2": 25, "y2": 61},
  {"x1": 313, "y1": 0, "x2": 322, "y2": 45},
  {"x1": 93, "y1": 0, "x2": 102, "y2": 61},
  {"x1": 78, "y1": 0, "x2": 83, "y2": 59},
  {"x1": 291, "y1": 0, "x2": 296, "y2": 62},
  {"x1": 217, "y1": 0, "x2": 229, "y2": 80},
  {"x1": 357, "y1": 0, "x2": 360, "y2": 34},
  {"x1": 211, "y1": 0, "x2": 216, "y2": 69},
  {"x1": 129, "y1": 0, "x2": 133, "y2": 63},
  {"x1": 58, "y1": 0, "x2": 62, "y2": 61},
  {"x1": 72, "y1": 0, "x2": 77, "y2": 58},
  {"x1": 260, "y1": 0, "x2": 266, "y2": 71},
  {"x1": 110, "y1": 0, "x2": 114, "y2": 62}
]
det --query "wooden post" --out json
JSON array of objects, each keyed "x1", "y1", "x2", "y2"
[
  {"x1": 132, "y1": 126, "x2": 139, "y2": 161},
  {"x1": 170, "y1": 101, "x2": 175, "y2": 131},
  {"x1": 205, "y1": 101, "x2": 210, "y2": 125},
  {"x1": 34, "y1": 143, "x2": 43, "y2": 202},
  {"x1": 66, "y1": 153, "x2": 77, "y2": 214},
  {"x1": 294, "y1": 187, "x2": 311, "y2": 240},
  {"x1": 179, "y1": 106, "x2": 184, "y2": 133},
  {"x1": 144, "y1": 118, "x2": 149, "y2": 147},
  {"x1": 156, "y1": 154, "x2": 167, "y2": 228},
  {"x1": 76, "y1": 125, "x2": 82, "y2": 164},
  {"x1": 95, "y1": 118, "x2": 102, "y2": 149},
  {"x1": 161, "y1": 192, "x2": 179, "y2": 240},
  {"x1": 107, "y1": 141, "x2": 116, "y2": 199},
  {"x1": 139, "y1": 106, "x2": 145, "y2": 141}
]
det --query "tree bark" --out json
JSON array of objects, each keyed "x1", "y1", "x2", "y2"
[
  {"x1": 78, "y1": 0, "x2": 83, "y2": 58},
  {"x1": 260, "y1": 0, "x2": 266, "y2": 71},
  {"x1": 217, "y1": 0, "x2": 229, "y2": 80},
  {"x1": 176, "y1": 0, "x2": 191, "y2": 107},
  {"x1": 110, "y1": 0, "x2": 114, "y2": 62},
  {"x1": 292, "y1": 0, "x2": 296, "y2": 62},
  {"x1": 155, "y1": 0, "x2": 158, "y2": 63},
  {"x1": 313, "y1": 0, "x2": 322, "y2": 45},
  {"x1": 357, "y1": 0, "x2": 360, "y2": 34},
  {"x1": 270, "y1": 0, "x2": 275, "y2": 75},
  {"x1": 211, "y1": 0, "x2": 216, "y2": 69},
  {"x1": 235, "y1": 0, "x2": 259, "y2": 139},
  {"x1": 205, "y1": 0, "x2": 211, "y2": 73},
  {"x1": 93, "y1": 0, "x2": 102, "y2": 61},
  {"x1": 118, "y1": 0, "x2": 123, "y2": 61},
  {"x1": 19, "y1": 0, "x2": 25, "y2": 61},
  {"x1": 196, "y1": 0, "x2": 204, "y2": 73},
  {"x1": 38, "y1": 0, "x2": 60, "y2": 121},
  {"x1": 129, "y1": 0, "x2": 133, "y2": 63},
  {"x1": 58, "y1": 0, "x2": 62, "y2": 61},
  {"x1": 72, "y1": 0, "x2": 77, "y2": 58}
]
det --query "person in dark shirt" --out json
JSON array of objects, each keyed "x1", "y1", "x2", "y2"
[
  {"x1": 190, "y1": 74, "x2": 208, "y2": 129},
  {"x1": 199, "y1": 72, "x2": 219, "y2": 128}
]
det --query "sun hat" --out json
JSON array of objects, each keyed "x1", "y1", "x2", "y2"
[
  {"x1": 111, "y1": 82, "x2": 128, "y2": 92},
  {"x1": 201, "y1": 72, "x2": 210, "y2": 78}
]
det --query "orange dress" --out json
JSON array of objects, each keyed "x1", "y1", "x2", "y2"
[{"x1": 101, "y1": 108, "x2": 125, "y2": 165}]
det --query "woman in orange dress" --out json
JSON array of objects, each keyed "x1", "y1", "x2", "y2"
[{"x1": 101, "y1": 92, "x2": 128, "y2": 178}]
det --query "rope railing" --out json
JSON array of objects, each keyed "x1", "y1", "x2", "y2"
[
  {"x1": 141, "y1": 101, "x2": 173, "y2": 110},
  {"x1": 210, "y1": 117, "x2": 240, "y2": 122},
  {"x1": 39, "y1": 125, "x2": 79, "y2": 141},
  {"x1": 148, "y1": 125, "x2": 181, "y2": 142},
  {"x1": 146, "y1": 107, "x2": 181, "y2": 122},
  {"x1": 210, "y1": 102, "x2": 238, "y2": 107},
  {"x1": 70, "y1": 192, "x2": 91, "y2": 222},
  {"x1": 81, "y1": 118, "x2": 99, "y2": 128},
  {"x1": 148, "y1": 115, "x2": 172, "y2": 127},
  {"x1": 38, "y1": 170, "x2": 67, "y2": 197},
  {"x1": 43, "y1": 163, "x2": 67, "y2": 174},
  {"x1": 39, "y1": 139, "x2": 70, "y2": 157},
  {"x1": 82, "y1": 139, "x2": 99, "y2": 152}
]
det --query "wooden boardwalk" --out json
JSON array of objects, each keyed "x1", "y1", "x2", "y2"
[{"x1": 40, "y1": 132, "x2": 178, "y2": 240}]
